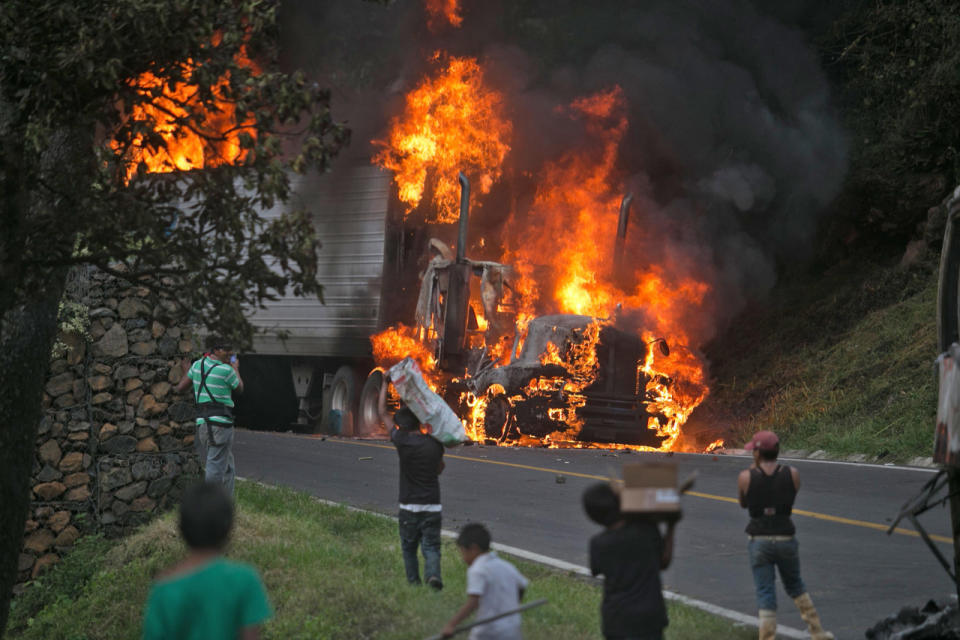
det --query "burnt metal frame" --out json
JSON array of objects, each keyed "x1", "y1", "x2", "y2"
[{"x1": 888, "y1": 469, "x2": 960, "y2": 589}]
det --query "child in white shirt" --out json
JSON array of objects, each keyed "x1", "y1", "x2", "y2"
[{"x1": 441, "y1": 523, "x2": 529, "y2": 639}]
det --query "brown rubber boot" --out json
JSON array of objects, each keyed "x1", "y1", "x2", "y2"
[
  {"x1": 793, "y1": 593, "x2": 834, "y2": 640},
  {"x1": 758, "y1": 609, "x2": 777, "y2": 640}
]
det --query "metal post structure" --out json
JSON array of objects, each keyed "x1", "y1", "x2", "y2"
[
  {"x1": 439, "y1": 172, "x2": 472, "y2": 370},
  {"x1": 456, "y1": 172, "x2": 470, "y2": 263},
  {"x1": 936, "y1": 192, "x2": 960, "y2": 602},
  {"x1": 613, "y1": 193, "x2": 633, "y2": 285},
  {"x1": 951, "y1": 468, "x2": 960, "y2": 601}
]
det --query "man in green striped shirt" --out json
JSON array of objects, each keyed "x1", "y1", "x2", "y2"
[{"x1": 176, "y1": 336, "x2": 244, "y2": 495}]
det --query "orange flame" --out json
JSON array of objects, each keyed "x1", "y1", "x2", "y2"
[
  {"x1": 113, "y1": 46, "x2": 258, "y2": 182},
  {"x1": 461, "y1": 383, "x2": 503, "y2": 442},
  {"x1": 499, "y1": 86, "x2": 710, "y2": 450},
  {"x1": 372, "y1": 72, "x2": 712, "y2": 450},
  {"x1": 370, "y1": 324, "x2": 439, "y2": 388},
  {"x1": 425, "y1": 0, "x2": 462, "y2": 30},
  {"x1": 705, "y1": 439, "x2": 725, "y2": 453},
  {"x1": 504, "y1": 86, "x2": 626, "y2": 319},
  {"x1": 639, "y1": 332, "x2": 707, "y2": 450},
  {"x1": 373, "y1": 54, "x2": 511, "y2": 223}
]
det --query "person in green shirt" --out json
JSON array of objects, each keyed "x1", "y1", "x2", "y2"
[
  {"x1": 142, "y1": 482, "x2": 272, "y2": 640},
  {"x1": 175, "y1": 335, "x2": 244, "y2": 495}
]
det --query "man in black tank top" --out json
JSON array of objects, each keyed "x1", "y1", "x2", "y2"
[{"x1": 737, "y1": 431, "x2": 833, "y2": 640}]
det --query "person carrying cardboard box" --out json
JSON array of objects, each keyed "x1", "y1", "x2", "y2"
[
  {"x1": 582, "y1": 462, "x2": 683, "y2": 640},
  {"x1": 738, "y1": 430, "x2": 834, "y2": 640}
]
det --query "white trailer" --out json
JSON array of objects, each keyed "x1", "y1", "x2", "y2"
[{"x1": 240, "y1": 164, "x2": 404, "y2": 436}]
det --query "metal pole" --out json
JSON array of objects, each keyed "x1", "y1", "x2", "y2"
[
  {"x1": 937, "y1": 198, "x2": 960, "y2": 602},
  {"x1": 950, "y1": 468, "x2": 960, "y2": 601},
  {"x1": 614, "y1": 193, "x2": 633, "y2": 282},
  {"x1": 457, "y1": 172, "x2": 470, "y2": 263}
]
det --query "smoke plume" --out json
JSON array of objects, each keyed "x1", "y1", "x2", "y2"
[{"x1": 280, "y1": 0, "x2": 848, "y2": 347}]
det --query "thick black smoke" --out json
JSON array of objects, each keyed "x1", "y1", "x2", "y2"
[{"x1": 280, "y1": 0, "x2": 847, "y2": 344}]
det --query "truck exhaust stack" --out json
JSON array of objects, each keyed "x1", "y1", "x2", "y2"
[
  {"x1": 457, "y1": 171, "x2": 470, "y2": 263},
  {"x1": 614, "y1": 192, "x2": 633, "y2": 285},
  {"x1": 439, "y1": 173, "x2": 473, "y2": 370}
]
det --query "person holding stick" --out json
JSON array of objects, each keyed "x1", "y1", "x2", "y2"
[{"x1": 441, "y1": 523, "x2": 529, "y2": 640}]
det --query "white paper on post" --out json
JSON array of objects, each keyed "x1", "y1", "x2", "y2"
[{"x1": 935, "y1": 345, "x2": 960, "y2": 465}]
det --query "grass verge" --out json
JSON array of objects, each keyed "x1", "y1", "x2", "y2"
[{"x1": 8, "y1": 480, "x2": 754, "y2": 640}]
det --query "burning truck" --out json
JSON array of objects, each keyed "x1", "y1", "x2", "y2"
[
  {"x1": 105, "y1": 3, "x2": 728, "y2": 451},
  {"x1": 375, "y1": 173, "x2": 677, "y2": 448},
  {"x1": 240, "y1": 166, "x2": 685, "y2": 450},
  {"x1": 113, "y1": 37, "x2": 709, "y2": 450}
]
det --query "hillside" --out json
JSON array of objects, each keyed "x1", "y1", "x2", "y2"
[
  {"x1": 686, "y1": 1, "x2": 960, "y2": 461},
  {"x1": 700, "y1": 256, "x2": 939, "y2": 461}
]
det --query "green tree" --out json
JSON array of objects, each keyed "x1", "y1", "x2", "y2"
[
  {"x1": 0, "y1": 1, "x2": 354, "y2": 631},
  {"x1": 822, "y1": 0, "x2": 960, "y2": 242}
]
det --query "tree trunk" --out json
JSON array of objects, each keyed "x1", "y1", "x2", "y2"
[{"x1": 0, "y1": 275, "x2": 65, "y2": 635}]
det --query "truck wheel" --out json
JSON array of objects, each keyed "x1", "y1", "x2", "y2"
[
  {"x1": 357, "y1": 369, "x2": 387, "y2": 437},
  {"x1": 484, "y1": 394, "x2": 511, "y2": 441},
  {"x1": 321, "y1": 366, "x2": 361, "y2": 436}
]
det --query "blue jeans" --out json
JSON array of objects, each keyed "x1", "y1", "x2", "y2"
[
  {"x1": 398, "y1": 509, "x2": 442, "y2": 585},
  {"x1": 748, "y1": 537, "x2": 806, "y2": 611},
  {"x1": 197, "y1": 422, "x2": 235, "y2": 496}
]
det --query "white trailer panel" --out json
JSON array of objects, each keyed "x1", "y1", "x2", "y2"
[{"x1": 250, "y1": 165, "x2": 392, "y2": 357}]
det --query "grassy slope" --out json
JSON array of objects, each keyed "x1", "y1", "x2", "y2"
[
  {"x1": 8, "y1": 481, "x2": 753, "y2": 640},
  {"x1": 705, "y1": 259, "x2": 938, "y2": 460}
]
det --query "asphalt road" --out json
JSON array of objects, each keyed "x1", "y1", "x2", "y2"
[{"x1": 234, "y1": 429, "x2": 954, "y2": 639}]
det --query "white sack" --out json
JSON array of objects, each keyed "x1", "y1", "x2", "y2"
[{"x1": 389, "y1": 357, "x2": 467, "y2": 447}]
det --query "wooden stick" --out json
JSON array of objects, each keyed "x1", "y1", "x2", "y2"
[
  {"x1": 679, "y1": 470, "x2": 698, "y2": 494},
  {"x1": 424, "y1": 598, "x2": 548, "y2": 640}
]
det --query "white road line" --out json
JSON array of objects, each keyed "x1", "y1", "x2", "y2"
[
  {"x1": 780, "y1": 457, "x2": 937, "y2": 472},
  {"x1": 662, "y1": 590, "x2": 807, "y2": 639},
  {"x1": 486, "y1": 539, "x2": 807, "y2": 639},
  {"x1": 662, "y1": 448, "x2": 936, "y2": 473},
  {"x1": 240, "y1": 476, "x2": 808, "y2": 638},
  {"x1": 723, "y1": 453, "x2": 938, "y2": 473}
]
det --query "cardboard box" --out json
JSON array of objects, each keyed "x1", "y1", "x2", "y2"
[{"x1": 620, "y1": 462, "x2": 680, "y2": 513}]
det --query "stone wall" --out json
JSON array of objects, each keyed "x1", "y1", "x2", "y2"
[{"x1": 18, "y1": 267, "x2": 200, "y2": 583}]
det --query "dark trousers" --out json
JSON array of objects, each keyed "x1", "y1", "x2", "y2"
[{"x1": 398, "y1": 509, "x2": 442, "y2": 585}]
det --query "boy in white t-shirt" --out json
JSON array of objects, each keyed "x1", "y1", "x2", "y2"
[{"x1": 441, "y1": 523, "x2": 529, "y2": 640}]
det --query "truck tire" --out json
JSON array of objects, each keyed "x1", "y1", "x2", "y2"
[
  {"x1": 357, "y1": 369, "x2": 388, "y2": 437},
  {"x1": 483, "y1": 394, "x2": 511, "y2": 441},
  {"x1": 321, "y1": 366, "x2": 361, "y2": 436}
]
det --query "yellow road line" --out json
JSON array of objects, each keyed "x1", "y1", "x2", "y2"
[
  {"x1": 317, "y1": 437, "x2": 952, "y2": 544},
  {"x1": 683, "y1": 491, "x2": 951, "y2": 543}
]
